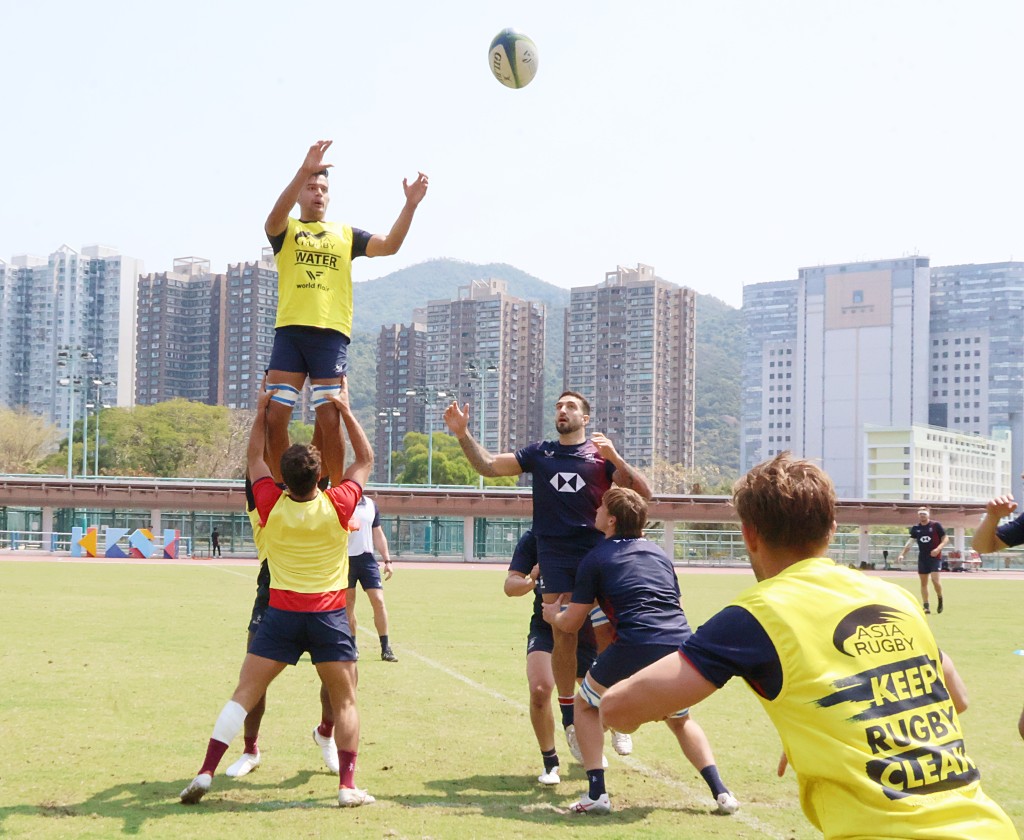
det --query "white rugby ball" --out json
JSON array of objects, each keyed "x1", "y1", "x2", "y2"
[{"x1": 489, "y1": 28, "x2": 539, "y2": 89}]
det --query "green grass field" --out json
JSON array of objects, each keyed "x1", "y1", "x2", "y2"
[{"x1": 1, "y1": 560, "x2": 1021, "y2": 839}]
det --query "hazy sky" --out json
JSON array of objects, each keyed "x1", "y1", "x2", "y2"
[{"x1": 3, "y1": 1, "x2": 1023, "y2": 308}]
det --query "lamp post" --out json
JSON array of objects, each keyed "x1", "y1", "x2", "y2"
[
  {"x1": 466, "y1": 359, "x2": 498, "y2": 489},
  {"x1": 56, "y1": 347, "x2": 95, "y2": 479},
  {"x1": 405, "y1": 387, "x2": 454, "y2": 486},
  {"x1": 377, "y1": 407, "x2": 400, "y2": 483},
  {"x1": 92, "y1": 378, "x2": 114, "y2": 477}
]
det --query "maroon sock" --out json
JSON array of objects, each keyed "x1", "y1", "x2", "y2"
[
  {"x1": 243, "y1": 736, "x2": 258, "y2": 755},
  {"x1": 199, "y1": 738, "x2": 230, "y2": 776},
  {"x1": 338, "y1": 750, "x2": 357, "y2": 788},
  {"x1": 318, "y1": 719, "x2": 335, "y2": 739}
]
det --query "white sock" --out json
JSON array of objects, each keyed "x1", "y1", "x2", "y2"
[{"x1": 211, "y1": 700, "x2": 247, "y2": 745}]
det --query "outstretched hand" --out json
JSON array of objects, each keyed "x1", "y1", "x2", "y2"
[
  {"x1": 403, "y1": 172, "x2": 429, "y2": 206},
  {"x1": 302, "y1": 140, "x2": 334, "y2": 174},
  {"x1": 443, "y1": 401, "x2": 470, "y2": 437}
]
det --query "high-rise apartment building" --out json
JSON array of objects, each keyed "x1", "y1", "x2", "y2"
[
  {"x1": 423, "y1": 279, "x2": 545, "y2": 454},
  {"x1": 222, "y1": 252, "x2": 278, "y2": 411},
  {"x1": 564, "y1": 264, "x2": 696, "y2": 469},
  {"x1": 135, "y1": 251, "x2": 278, "y2": 410},
  {"x1": 375, "y1": 317, "x2": 427, "y2": 482},
  {"x1": 136, "y1": 258, "x2": 224, "y2": 405},
  {"x1": 0, "y1": 245, "x2": 141, "y2": 433},
  {"x1": 742, "y1": 257, "x2": 931, "y2": 497}
]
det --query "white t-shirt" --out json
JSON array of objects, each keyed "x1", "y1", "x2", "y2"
[{"x1": 347, "y1": 496, "x2": 378, "y2": 556}]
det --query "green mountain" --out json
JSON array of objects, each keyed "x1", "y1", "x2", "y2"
[{"x1": 347, "y1": 258, "x2": 740, "y2": 474}]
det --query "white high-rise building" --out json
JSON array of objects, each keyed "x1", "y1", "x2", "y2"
[
  {"x1": 743, "y1": 257, "x2": 931, "y2": 497},
  {"x1": 0, "y1": 245, "x2": 142, "y2": 433}
]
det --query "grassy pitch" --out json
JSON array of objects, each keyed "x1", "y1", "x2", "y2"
[{"x1": 1, "y1": 560, "x2": 1021, "y2": 839}]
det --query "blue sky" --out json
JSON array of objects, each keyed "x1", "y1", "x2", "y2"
[{"x1": 3, "y1": 1, "x2": 1023, "y2": 307}]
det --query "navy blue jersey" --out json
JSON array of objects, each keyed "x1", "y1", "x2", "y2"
[
  {"x1": 996, "y1": 510, "x2": 1024, "y2": 548},
  {"x1": 571, "y1": 538, "x2": 690, "y2": 646},
  {"x1": 909, "y1": 521, "x2": 945, "y2": 559},
  {"x1": 515, "y1": 440, "x2": 615, "y2": 537},
  {"x1": 679, "y1": 606, "x2": 783, "y2": 700}
]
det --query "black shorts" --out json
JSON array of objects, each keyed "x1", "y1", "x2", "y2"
[
  {"x1": 347, "y1": 552, "x2": 382, "y2": 591},
  {"x1": 588, "y1": 642, "x2": 680, "y2": 689},
  {"x1": 268, "y1": 325, "x2": 350, "y2": 380},
  {"x1": 918, "y1": 554, "x2": 943, "y2": 575},
  {"x1": 247, "y1": 560, "x2": 272, "y2": 634},
  {"x1": 535, "y1": 532, "x2": 603, "y2": 594},
  {"x1": 248, "y1": 606, "x2": 357, "y2": 665},
  {"x1": 526, "y1": 611, "x2": 598, "y2": 679}
]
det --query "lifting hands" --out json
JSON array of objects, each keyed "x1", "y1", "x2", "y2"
[
  {"x1": 443, "y1": 401, "x2": 471, "y2": 438},
  {"x1": 403, "y1": 172, "x2": 429, "y2": 206}
]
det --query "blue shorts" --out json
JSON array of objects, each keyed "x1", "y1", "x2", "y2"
[
  {"x1": 347, "y1": 552, "x2": 382, "y2": 591},
  {"x1": 526, "y1": 611, "x2": 598, "y2": 679},
  {"x1": 246, "y1": 560, "x2": 272, "y2": 634},
  {"x1": 248, "y1": 606, "x2": 357, "y2": 664},
  {"x1": 918, "y1": 554, "x2": 943, "y2": 575},
  {"x1": 535, "y1": 532, "x2": 603, "y2": 594},
  {"x1": 268, "y1": 325, "x2": 350, "y2": 380},
  {"x1": 588, "y1": 642, "x2": 680, "y2": 689}
]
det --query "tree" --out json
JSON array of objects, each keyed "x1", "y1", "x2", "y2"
[
  {"x1": 96, "y1": 399, "x2": 230, "y2": 477},
  {"x1": 181, "y1": 409, "x2": 254, "y2": 478},
  {"x1": 392, "y1": 432, "x2": 517, "y2": 487},
  {"x1": 0, "y1": 408, "x2": 60, "y2": 473}
]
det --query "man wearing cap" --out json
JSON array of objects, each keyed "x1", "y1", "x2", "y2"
[{"x1": 897, "y1": 508, "x2": 948, "y2": 614}]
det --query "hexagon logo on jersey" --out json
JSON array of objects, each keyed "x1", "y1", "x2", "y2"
[{"x1": 550, "y1": 472, "x2": 585, "y2": 492}]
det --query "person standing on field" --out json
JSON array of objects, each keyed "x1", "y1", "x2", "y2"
[
  {"x1": 897, "y1": 507, "x2": 948, "y2": 614},
  {"x1": 444, "y1": 390, "x2": 650, "y2": 761}
]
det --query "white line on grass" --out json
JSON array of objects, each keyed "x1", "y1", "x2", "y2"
[
  {"x1": 397, "y1": 642, "x2": 787, "y2": 838},
  {"x1": 202, "y1": 565, "x2": 787, "y2": 837}
]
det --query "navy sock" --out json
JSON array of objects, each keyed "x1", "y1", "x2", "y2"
[
  {"x1": 586, "y1": 768, "x2": 606, "y2": 800},
  {"x1": 559, "y1": 696, "x2": 575, "y2": 728},
  {"x1": 700, "y1": 764, "x2": 728, "y2": 798},
  {"x1": 380, "y1": 635, "x2": 390, "y2": 650},
  {"x1": 542, "y1": 748, "x2": 559, "y2": 772}
]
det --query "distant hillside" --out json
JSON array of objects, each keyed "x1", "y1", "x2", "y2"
[
  {"x1": 347, "y1": 258, "x2": 740, "y2": 474},
  {"x1": 353, "y1": 259, "x2": 569, "y2": 333}
]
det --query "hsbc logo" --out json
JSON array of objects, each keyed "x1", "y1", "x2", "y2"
[{"x1": 550, "y1": 472, "x2": 585, "y2": 493}]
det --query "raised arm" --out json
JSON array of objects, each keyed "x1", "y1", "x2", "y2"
[
  {"x1": 247, "y1": 388, "x2": 275, "y2": 482},
  {"x1": 591, "y1": 432, "x2": 652, "y2": 499},
  {"x1": 365, "y1": 173, "x2": 429, "y2": 257},
  {"x1": 442, "y1": 401, "x2": 522, "y2": 478},
  {"x1": 972, "y1": 496, "x2": 1017, "y2": 553},
  {"x1": 329, "y1": 381, "x2": 373, "y2": 488},
  {"x1": 266, "y1": 140, "x2": 332, "y2": 237}
]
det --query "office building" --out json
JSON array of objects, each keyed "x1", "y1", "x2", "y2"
[
  {"x1": 929, "y1": 261, "x2": 1024, "y2": 501},
  {"x1": 864, "y1": 425, "x2": 1012, "y2": 502},
  {"x1": 742, "y1": 257, "x2": 930, "y2": 497}
]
